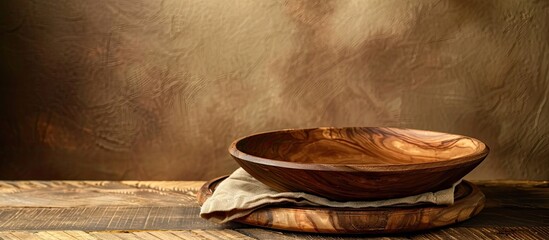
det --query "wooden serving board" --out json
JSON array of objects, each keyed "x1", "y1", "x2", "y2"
[{"x1": 197, "y1": 176, "x2": 485, "y2": 234}]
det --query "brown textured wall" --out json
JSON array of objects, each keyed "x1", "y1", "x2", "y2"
[{"x1": 0, "y1": 0, "x2": 547, "y2": 180}]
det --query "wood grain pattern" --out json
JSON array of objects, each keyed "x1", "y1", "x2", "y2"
[
  {"x1": 0, "y1": 181, "x2": 239, "y2": 231},
  {"x1": 231, "y1": 127, "x2": 488, "y2": 200},
  {"x1": 233, "y1": 127, "x2": 487, "y2": 165},
  {"x1": 0, "y1": 230, "x2": 255, "y2": 240},
  {"x1": 0, "y1": 180, "x2": 546, "y2": 239},
  {"x1": 237, "y1": 227, "x2": 549, "y2": 240},
  {"x1": 0, "y1": 228, "x2": 547, "y2": 240},
  {"x1": 198, "y1": 176, "x2": 485, "y2": 234},
  {"x1": 0, "y1": 181, "x2": 199, "y2": 207}
]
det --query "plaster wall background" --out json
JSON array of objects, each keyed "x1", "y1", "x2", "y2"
[{"x1": 0, "y1": 0, "x2": 547, "y2": 180}]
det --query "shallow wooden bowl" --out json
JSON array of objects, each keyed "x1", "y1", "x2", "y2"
[{"x1": 229, "y1": 127, "x2": 489, "y2": 201}]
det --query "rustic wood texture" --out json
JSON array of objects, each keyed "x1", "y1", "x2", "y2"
[
  {"x1": 197, "y1": 177, "x2": 485, "y2": 234},
  {"x1": 231, "y1": 127, "x2": 488, "y2": 200},
  {"x1": 0, "y1": 228, "x2": 547, "y2": 240},
  {"x1": 1, "y1": 0, "x2": 548, "y2": 181},
  {"x1": 0, "y1": 180, "x2": 546, "y2": 239},
  {"x1": 0, "y1": 230, "x2": 255, "y2": 240},
  {"x1": 237, "y1": 227, "x2": 549, "y2": 240},
  {"x1": 0, "y1": 181, "x2": 240, "y2": 231}
]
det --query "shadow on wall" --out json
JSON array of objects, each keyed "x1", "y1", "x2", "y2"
[{"x1": 0, "y1": 0, "x2": 547, "y2": 180}]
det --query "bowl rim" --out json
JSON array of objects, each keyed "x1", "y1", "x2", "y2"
[{"x1": 228, "y1": 127, "x2": 490, "y2": 172}]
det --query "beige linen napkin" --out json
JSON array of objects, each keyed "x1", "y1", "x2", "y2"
[{"x1": 200, "y1": 168, "x2": 459, "y2": 223}]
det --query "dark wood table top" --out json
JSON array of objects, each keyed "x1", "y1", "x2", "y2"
[{"x1": 0, "y1": 180, "x2": 546, "y2": 239}]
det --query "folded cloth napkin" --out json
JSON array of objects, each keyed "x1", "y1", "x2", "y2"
[{"x1": 200, "y1": 168, "x2": 459, "y2": 223}]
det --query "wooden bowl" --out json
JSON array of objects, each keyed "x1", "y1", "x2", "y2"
[{"x1": 229, "y1": 127, "x2": 489, "y2": 201}]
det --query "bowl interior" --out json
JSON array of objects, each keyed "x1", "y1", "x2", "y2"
[{"x1": 235, "y1": 127, "x2": 487, "y2": 165}]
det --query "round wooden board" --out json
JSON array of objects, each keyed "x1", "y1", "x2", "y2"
[{"x1": 197, "y1": 176, "x2": 485, "y2": 234}]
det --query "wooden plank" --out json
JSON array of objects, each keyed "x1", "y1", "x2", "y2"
[
  {"x1": 474, "y1": 180, "x2": 549, "y2": 188},
  {"x1": 191, "y1": 229, "x2": 250, "y2": 240},
  {"x1": 411, "y1": 227, "x2": 549, "y2": 240},
  {"x1": 480, "y1": 184, "x2": 549, "y2": 209},
  {"x1": 4, "y1": 232, "x2": 37, "y2": 240},
  {"x1": 0, "y1": 180, "x2": 545, "y2": 238},
  {"x1": 0, "y1": 207, "x2": 242, "y2": 231},
  {"x1": 106, "y1": 232, "x2": 147, "y2": 240},
  {"x1": 147, "y1": 231, "x2": 186, "y2": 239},
  {"x1": 238, "y1": 227, "x2": 549, "y2": 239},
  {"x1": 148, "y1": 230, "x2": 254, "y2": 240},
  {"x1": 0, "y1": 232, "x2": 30, "y2": 240},
  {"x1": 64, "y1": 231, "x2": 97, "y2": 240},
  {"x1": 460, "y1": 182, "x2": 549, "y2": 228},
  {"x1": 129, "y1": 231, "x2": 162, "y2": 240},
  {"x1": 0, "y1": 228, "x2": 546, "y2": 240},
  {"x1": 0, "y1": 207, "x2": 544, "y2": 231},
  {"x1": 0, "y1": 181, "x2": 199, "y2": 208},
  {"x1": 204, "y1": 229, "x2": 256, "y2": 240},
  {"x1": 460, "y1": 208, "x2": 549, "y2": 227},
  {"x1": 89, "y1": 232, "x2": 123, "y2": 240},
  {"x1": 35, "y1": 231, "x2": 77, "y2": 240}
]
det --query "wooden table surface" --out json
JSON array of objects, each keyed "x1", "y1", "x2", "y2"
[{"x1": 0, "y1": 180, "x2": 546, "y2": 239}]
